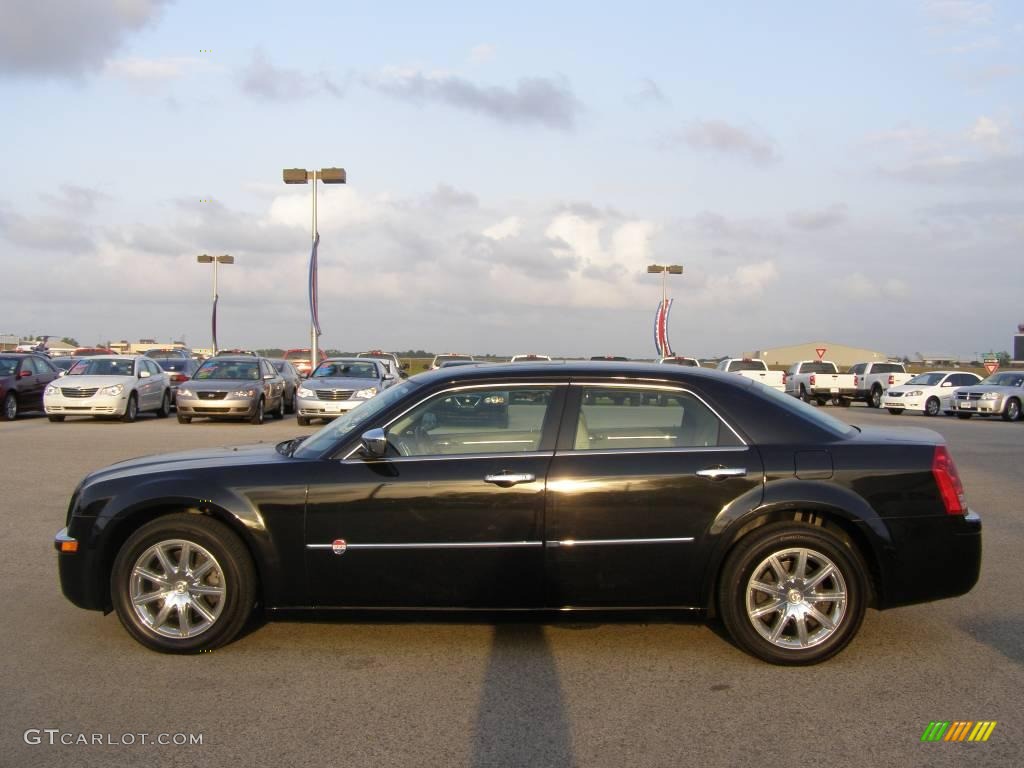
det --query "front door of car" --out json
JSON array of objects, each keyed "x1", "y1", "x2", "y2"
[
  {"x1": 24, "y1": 358, "x2": 49, "y2": 408},
  {"x1": 304, "y1": 384, "x2": 566, "y2": 608},
  {"x1": 544, "y1": 384, "x2": 764, "y2": 608}
]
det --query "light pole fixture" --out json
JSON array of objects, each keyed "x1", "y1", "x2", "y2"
[
  {"x1": 282, "y1": 167, "x2": 347, "y2": 371},
  {"x1": 197, "y1": 254, "x2": 234, "y2": 354},
  {"x1": 647, "y1": 264, "x2": 683, "y2": 358}
]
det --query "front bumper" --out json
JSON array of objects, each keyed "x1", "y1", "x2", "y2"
[
  {"x1": 883, "y1": 397, "x2": 925, "y2": 411},
  {"x1": 954, "y1": 399, "x2": 1002, "y2": 416},
  {"x1": 44, "y1": 393, "x2": 128, "y2": 416},
  {"x1": 176, "y1": 395, "x2": 258, "y2": 419},
  {"x1": 55, "y1": 526, "x2": 105, "y2": 611},
  {"x1": 296, "y1": 396, "x2": 366, "y2": 418}
]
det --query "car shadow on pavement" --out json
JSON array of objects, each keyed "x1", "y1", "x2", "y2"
[
  {"x1": 957, "y1": 616, "x2": 1024, "y2": 666},
  {"x1": 471, "y1": 622, "x2": 575, "y2": 768}
]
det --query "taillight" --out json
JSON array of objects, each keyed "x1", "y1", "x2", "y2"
[
  {"x1": 854, "y1": 375, "x2": 859, "y2": 387},
  {"x1": 172, "y1": 373, "x2": 188, "y2": 383},
  {"x1": 782, "y1": 373, "x2": 787, "y2": 385},
  {"x1": 809, "y1": 374, "x2": 816, "y2": 386},
  {"x1": 888, "y1": 374, "x2": 895, "y2": 385},
  {"x1": 932, "y1": 445, "x2": 966, "y2": 515}
]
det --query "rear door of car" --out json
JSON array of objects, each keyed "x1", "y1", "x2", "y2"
[{"x1": 544, "y1": 382, "x2": 763, "y2": 607}]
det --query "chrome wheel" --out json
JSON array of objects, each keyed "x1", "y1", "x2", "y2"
[
  {"x1": 129, "y1": 539, "x2": 226, "y2": 639},
  {"x1": 745, "y1": 547, "x2": 848, "y2": 650},
  {"x1": 2, "y1": 393, "x2": 16, "y2": 420}
]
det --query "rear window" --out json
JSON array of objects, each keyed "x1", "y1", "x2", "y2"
[
  {"x1": 873, "y1": 363, "x2": 904, "y2": 373},
  {"x1": 154, "y1": 359, "x2": 189, "y2": 372},
  {"x1": 727, "y1": 360, "x2": 768, "y2": 372},
  {"x1": 801, "y1": 362, "x2": 838, "y2": 374}
]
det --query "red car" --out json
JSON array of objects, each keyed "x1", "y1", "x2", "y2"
[
  {"x1": 0, "y1": 353, "x2": 59, "y2": 420},
  {"x1": 283, "y1": 348, "x2": 313, "y2": 377}
]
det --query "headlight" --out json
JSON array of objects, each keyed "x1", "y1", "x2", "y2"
[
  {"x1": 231, "y1": 389, "x2": 257, "y2": 399},
  {"x1": 980, "y1": 393, "x2": 998, "y2": 400},
  {"x1": 354, "y1": 387, "x2": 378, "y2": 399},
  {"x1": 100, "y1": 384, "x2": 124, "y2": 396},
  {"x1": 45, "y1": 384, "x2": 60, "y2": 396},
  {"x1": 905, "y1": 390, "x2": 923, "y2": 397},
  {"x1": 176, "y1": 388, "x2": 195, "y2": 398},
  {"x1": 484, "y1": 395, "x2": 506, "y2": 405},
  {"x1": 297, "y1": 387, "x2": 314, "y2": 397}
]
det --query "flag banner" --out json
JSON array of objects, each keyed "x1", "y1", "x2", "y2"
[
  {"x1": 211, "y1": 294, "x2": 219, "y2": 352},
  {"x1": 309, "y1": 232, "x2": 322, "y2": 337},
  {"x1": 653, "y1": 298, "x2": 674, "y2": 357}
]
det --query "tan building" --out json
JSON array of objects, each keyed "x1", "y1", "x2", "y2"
[{"x1": 745, "y1": 341, "x2": 890, "y2": 369}]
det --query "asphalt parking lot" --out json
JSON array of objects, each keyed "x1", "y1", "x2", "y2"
[{"x1": 1, "y1": 407, "x2": 1021, "y2": 768}]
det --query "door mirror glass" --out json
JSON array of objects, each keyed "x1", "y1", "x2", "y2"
[
  {"x1": 941, "y1": 381, "x2": 952, "y2": 387},
  {"x1": 139, "y1": 370, "x2": 151, "y2": 378},
  {"x1": 359, "y1": 427, "x2": 388, "y2": 458},
  {"x1": 264, "y1": 373, "x2": 275, "y2": 380}
]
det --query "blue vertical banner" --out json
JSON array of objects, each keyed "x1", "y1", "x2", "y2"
[
  {"x1": 309, "y1": 231, "x2": 322, "y2": 337},
  {"x1": 653, "y1": 298, "x2": 674, "y2": 357}
]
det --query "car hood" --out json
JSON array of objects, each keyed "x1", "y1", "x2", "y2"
[
  {"x1": 83, "y1": 442, "x2": 288, "y2": 485},
  {"x1": 304, "y1": 377, "x2": 380, "y2": 390},
  {"x1": 187, "y1": 379, "x2": 264, "y2": 392},
  {"x1": 56, "y1": 375, "x2": 137, "y2": 389},
  {"x1": 960, "y1": 385, "x2": 1022, "y2": 394},
  {"x1": 887, "y1": 384, "x2": 941, "y2": 394}
]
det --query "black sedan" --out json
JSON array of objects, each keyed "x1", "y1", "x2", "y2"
[
  {"x1": 54, "y1": 362, "x2": 981, "y2": 664},
  {"x1": 1, "y1": 353, "x2": 59, "y2": 420}
]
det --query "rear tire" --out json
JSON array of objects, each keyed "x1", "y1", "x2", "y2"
[
  {"x1": 718, "y1": 523, "x2": 867, "y2": 665},
  {"x1": 869, "y1": 386, "x2": 882, "y2": 408},
  {"x1": 799, "y1": 385, "x2": 810, "y2": 403},
  {"x1": 110, "y1": 513, "x2": 256, "y2": 653}
]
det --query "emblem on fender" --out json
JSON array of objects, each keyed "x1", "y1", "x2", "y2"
[{"x1": 331, "y1": 539, "x2": 347, "y2": 556}]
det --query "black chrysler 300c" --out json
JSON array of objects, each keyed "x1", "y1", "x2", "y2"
[{"x1": 54, "y1": 362, "x2": 981, "y2": 664}]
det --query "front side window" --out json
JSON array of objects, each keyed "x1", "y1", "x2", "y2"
[
  {"x1": 385, "y1": 386, "x2": 556, "y2": 457},
  {"x1": 574, "y1": 387, "x2": 741, "y2": 450}
]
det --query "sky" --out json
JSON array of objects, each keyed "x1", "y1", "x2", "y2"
[{"x1": 1, "y1": 0, "x2": 1021, "y2": 359}]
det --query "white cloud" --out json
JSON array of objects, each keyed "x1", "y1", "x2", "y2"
[
  {"x1": 483, "y1": 216, "x2": 522, "y2": 240},
  {"x1": 105, "y1": 56, "x2": 205, "y2": 80},
  {"x1": 837, "y1": 273, "x2": 910, "y2": 301},
  {"x1": 662, "y1": 119, "x2": 779, "y2": 165},
  {"x1": 469, "y1": 44, "x2": 495, "y2": 64},
  {"x1": 968, "y1": 115, "x2": 1007, "y2": 150}
]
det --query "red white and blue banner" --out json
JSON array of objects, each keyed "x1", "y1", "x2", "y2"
[
  {"x1": 309, "y1": 232, "x2": 322, "y2": 337},
  {"x1": 653, "y1": 298, "x2": 673, "y2": 358},
  {"x1": 211, "y1": 294, "x2": 219, "y2": 352}
]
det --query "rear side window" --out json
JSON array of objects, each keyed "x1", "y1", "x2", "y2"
[{"x1": 573, "y1": 387, "x2": 741, "y2": 450}]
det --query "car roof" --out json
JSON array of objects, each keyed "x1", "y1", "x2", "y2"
[
  {"x1": 204, "y1": 355, "x2": 263, "y2": 362},
  {"x1": 413, "y1": 359, "x2": 739, "y2": 385}
]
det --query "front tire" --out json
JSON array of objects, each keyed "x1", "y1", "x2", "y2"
[
  {"x1": 717, "y1": 523, "x2": 867, "y2": 665},
  {"x1": 177, "y1": 414, "x2": 192, "y2": 424},
  {"x1": 48, "y1": 414, "x2": 65, "y2": 422},
  {"x1": 1003, "y1": 398, "x2": 1021, "y2": 422},
  {"x1": 887, "y1": 408, "x2": 901, "y2": 415},
  {"x1": 272, "y1": 396, "x2": 285, "y2": 420},
  {"x1": 156, "y1": 391, "x2": 171, "y2": 418},
  {"x1": 924, "y1": 397, "x2": 940, "y2": 417},
  {"x1": 2, "y1": 392, "x2": 17, "y2": 421},
  {"x1": 249, "y1": 398, "x2": 264, "y2": 425},
  {"x1": 297, "y1": 416, "x2": 311, "y2": 426},
  {"x1": 957, "y1": 413, "x2": 973, "y2": 420},
  {"x1": 121, "y1": 393, "x2": 138, "y2": 423},
  {"x1": 110, "y1": 513, "x2": 256, "y2": 653}
]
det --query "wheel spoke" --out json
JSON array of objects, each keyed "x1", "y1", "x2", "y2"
[
  {"x1": 133, "y1": 566, "x2": 170, "y2": 588},
  {"x1": 154, "y1": 545, "x2": 176, "y2": 577},
  {"x1": 806, "y1": 604, "x2": 836, "y2": 631},
  {"x1": 190, "y1": 598, "x2": 216, "y2": 624},
  {"x1": 795, "y1": 614, "x2": 810, "y2": 647},
  {"x1": 189, "y1": 584, "x2": 224, "y2": 597},
  {"x1": 794, "y1": 549, "x2": 808, "y2": 579},
  {"x1": 750, "y1": 580, "x2": 785, "y2": 598},
  {"x1": 132, "y1": 590, "x2": 166, "y2": 606},
  {"x1": 177, "y1": 602, "x2": 192, "y2": 636},
  {"x1": 178, "y1": 542, "x2": 191, "y2": 575},
  {"x1": 807, "y1": 589, "x2": 845, "y2": 604},
  {"x1": 768, "y1": 611, "x2": 790, "y2": 642},
  {"x1": 750, "y1": 599, "x2": 784, "y2": 619},
  {"x1": 806, "y1": 563, "x2": 835, "y2": 589},
  {"x1": 769, "y1": 554, "x2": 789, "y2": 581},
  {"x1": 191, "y1": 557, "x2": 215, "y2": 580},
  {"x1": 152, "y1": 600, "x2": 173, "y2": 629}
]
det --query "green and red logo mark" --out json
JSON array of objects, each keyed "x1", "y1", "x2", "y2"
[{"x1": 921, "y1": 721, "x2": 997, "y2": 742}]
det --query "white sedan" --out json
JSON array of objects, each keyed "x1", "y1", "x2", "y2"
[
  {"x1": 44, "y1": 355, "x2": 171, "y2": 422},
  {"x1": 882, "y1": 370, "x2": 982, "y2": 417}
]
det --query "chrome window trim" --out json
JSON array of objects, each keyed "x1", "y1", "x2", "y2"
[
  {"x1": 307, "y1": 541, "x2": 543, "y2": 551},
  {"x1": 556, "y1": 445, "x2": 749, "y2": 457},
  {"x1": 341, "y1": 382, "x2": 568, "y2": 460},
  {"x1": 345, "y1": 450, "x2": 555, "y2": 464},
  {"x1": 570, "y1": 382, "x2": 747, "y2": 447},
  {"x1": 546, "y1": 537, "x2": 695, "y2": 547}
]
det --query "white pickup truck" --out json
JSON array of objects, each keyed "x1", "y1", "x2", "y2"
[
  {"x1": 716, "y1": 358, "x2": 785, "y2": 392},
  {"x1": 848, "y1": 361, "x2": 913, "y2": 408},
  {"x1": 784, "y1": 360, "x2": 857, "y2": 406}
]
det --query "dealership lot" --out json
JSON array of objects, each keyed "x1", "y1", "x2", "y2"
[{"x1": 1, "y1": 408, "x2": 1021, "y2": 767}]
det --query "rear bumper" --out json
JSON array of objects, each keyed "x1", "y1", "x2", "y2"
[{"x1": 873, "y1": 509, "x2": 982, "y2": 609}]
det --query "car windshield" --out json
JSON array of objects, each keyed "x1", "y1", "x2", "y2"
[
  {"x1": 294, "y1": 379, "x2": 422, "y2": 458},
  {"x1": 0, "y1": 359, "x2": 18, "y2": 377},
  {"x1": 69, "y1": 359, "x2": 135, "y2": 376},
  {"x1": 312, "y1": 361, "x2": 378, "y2": 378},
  {"x1": 983, "y1": 372, "x2": 1024, "y2": 387},
  {"x1": 194, "y1": 360, "x2": 261, "y2": 380},
  {"x1": 906, "y1": 373, "x2": 945, "y2": 386},
  {"x1": 755, "y1": 382, "x2": 857, "y2": 438}
]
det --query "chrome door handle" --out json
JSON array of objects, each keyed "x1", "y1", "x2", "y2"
[
  {"x1": 696, "y1": 467, "x2": 747, "y2": 480},
  {"x1": 484, "y1": 473, "x2": 536, "y2": 487}
]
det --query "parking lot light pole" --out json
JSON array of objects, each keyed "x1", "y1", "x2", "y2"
[
  {"x1": 197, "y1": 254, "x2": 234, "y2": 354},
  {"x1": 283, "y1": 167, "x2": 347, "y2": 371},
  {"x1": 647, "y1": 263, "x2": 684, "y2": 308},
  {"x1": 647, "y1": 264, "x2": 683, "y2": 358}
]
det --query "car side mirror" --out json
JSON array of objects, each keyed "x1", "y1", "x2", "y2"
[
  {"x1": 359, "y1": 428, "x2": 388, "y2": 458},
  {"x1": 139, "y1": 370, "x2": 151, "y2": 378},
  {"x1": 941, "y1": 382, "x2": 952, "y2": 387},
  {"x1": 383, "y1": 373, "x2": 395, "y2": 381},
  {"x1": 264, "y1": 373, "x2": 275, "y2": 380},
  {"x1": 58, "y1": 370, "x2": 67, "y2": 377}
]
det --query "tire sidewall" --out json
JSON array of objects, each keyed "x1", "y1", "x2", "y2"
[
  {"x1": 110, "y1": 514, "x2": 255, "y2": 653},
  {"x1": 925, "y1": 397, "x2": 939, "y2": 417},
  {"x1": 123, "y1": 394, "x2": 138, "y2": 422},
  {"x1": 1006, "y1": 398, "x2": 1021, "y2": 421},
  {"x1": 718, "y1": 524, "x2": 867, "y2": 665},
  {"x1": 3, "y1": 392, "x2": 16, "y2": 420}
]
